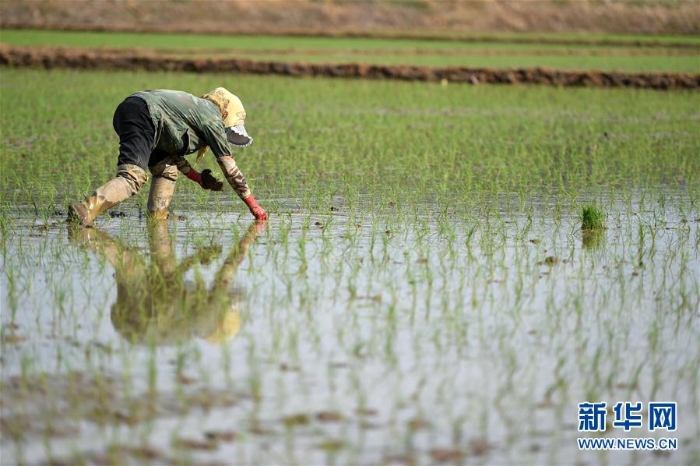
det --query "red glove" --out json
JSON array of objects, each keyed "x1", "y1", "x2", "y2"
[
  {"x1": 244, "y1": 195, "x2": 268, "y2": 220},
  {"x1": 185, "y1": 169, "x2": 202, "y2": 185}
]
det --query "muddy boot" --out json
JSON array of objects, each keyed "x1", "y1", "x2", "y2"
[
  {"x1": 147, "y1": 158, "x2": 179, "y2": 220},
  {"x1": 148, "y1": 218, "x2": 178, "y2": 276},
  {"x1": 68, "y1": 164, "x2": 148, "y2": 227}
]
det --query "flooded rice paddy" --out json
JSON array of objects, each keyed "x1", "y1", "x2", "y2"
[
  {"x1": 1, "y1": 67, "x2": 699, "y2": 464},
  {"x1": 1, "y1": 187, "x2": 698, "y2": 465}
]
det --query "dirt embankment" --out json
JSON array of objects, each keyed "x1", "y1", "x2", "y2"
[
  {"x1": 2, "y1": 45, "x2": 698, "y2": 90},
  {"x1": 109, "y1": 46, "x2": 699, "y2": 58},
  {"x1": 1, "y1": 0, "x2": 699, "y2": 36}
]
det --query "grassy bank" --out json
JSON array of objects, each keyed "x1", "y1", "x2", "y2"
[{"x1": 1, "y1": 29, "x2": 698, "y2": 73}]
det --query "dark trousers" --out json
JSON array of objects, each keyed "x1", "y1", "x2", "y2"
[{"x1": 112, "y1": 96, "x2": 155, "y2": 170}]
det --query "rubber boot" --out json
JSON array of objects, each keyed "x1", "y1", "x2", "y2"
[
  {"x1": 148, "y1": 218, "x2": 177, "y2": 277},
  {"x1": 68, "y1": 164, "x2": 148, "y2": 227},
  {"x1": 147, "y1": 158, "x2": 179, "y2": 219}
]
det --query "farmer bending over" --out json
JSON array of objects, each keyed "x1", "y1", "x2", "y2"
[{"x1": 68, "y1": 87, "x2": 267, "y2": 227}]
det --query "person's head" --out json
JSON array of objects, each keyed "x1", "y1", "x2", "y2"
[
  {"x1": 203, "y1": 87, "x2": 253, "y2": 148},
  {"x1": 203, "y1": 308, "x2": 242, "y2": 345}
]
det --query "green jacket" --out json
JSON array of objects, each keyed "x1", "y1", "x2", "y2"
[{"x1": 132, "y1": 90, "x2": 230, "y2": 158}]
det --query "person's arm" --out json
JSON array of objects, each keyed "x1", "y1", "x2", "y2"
[
  {"x1": 176, "y1": 158, "x2": 223, "y2": 191},
  {"x1": 216, "y1": 155, "x2": 267, "y2": 220}
]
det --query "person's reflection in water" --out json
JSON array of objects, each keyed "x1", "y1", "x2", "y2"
[{"x1": 69, "y1": 220, "x2": 266, "y2": 345}]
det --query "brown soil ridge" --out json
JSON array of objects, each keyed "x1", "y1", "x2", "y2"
[
  {"x1": 145, "y1": 46, "x2": 698, "y2": 59},
  {"x1": 2, "y1": 45, "x2": 698, "y2": 91}
]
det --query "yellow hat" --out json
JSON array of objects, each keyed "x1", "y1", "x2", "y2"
[
  {"x1": 204, "y1": 310, "x2": 242, "y2": 345},
  {"x1": 203, "y1": 87, "x2": 253, "y2": 147}
]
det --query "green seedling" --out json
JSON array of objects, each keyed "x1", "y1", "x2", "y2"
[{"x1": 581, "y1": 204, "x2": 606, "y2": 230}]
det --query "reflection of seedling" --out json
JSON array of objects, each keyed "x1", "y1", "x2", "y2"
[
  {"x1": 195, "y1": 245, "x2": 223, "y2": 266},
  {"x1": 582, "y1": 229, "x2": 604, "y2": 249},
  {"x1": 580, "y1": 205, "x2": 606, "y2": 230}
]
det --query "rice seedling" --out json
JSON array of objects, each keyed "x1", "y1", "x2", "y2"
[{"x1": 580, "y1": 204, "x2": 606, "y2": 230}]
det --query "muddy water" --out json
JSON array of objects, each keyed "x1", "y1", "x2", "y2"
[{"x1": 1, "y1": 189, "x2": 698, "y2": 465}]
